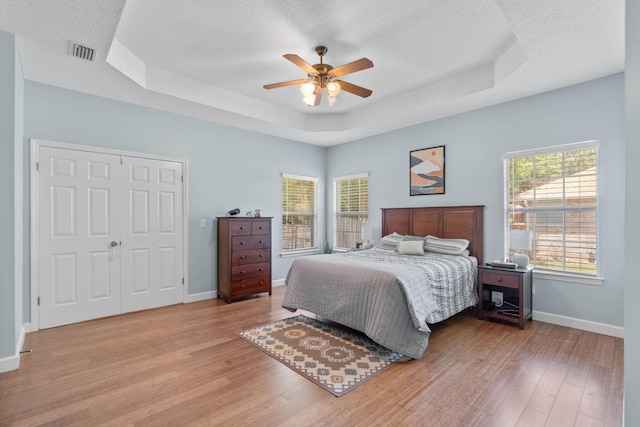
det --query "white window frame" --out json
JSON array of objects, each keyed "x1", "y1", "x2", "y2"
[
  {"x1": 332, "y1": 173, "x2": 369, "y2": 250},
  {"x1": 281, "y1": 173, "x2": 319, "y2": 257},
  {"x1": 503, "y1": 140, "x2": 603, "y2": 285}
]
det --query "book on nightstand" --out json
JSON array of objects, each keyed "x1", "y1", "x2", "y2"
[{"x1": 486, "y1": 261, "x2": 518, "y2": 269}]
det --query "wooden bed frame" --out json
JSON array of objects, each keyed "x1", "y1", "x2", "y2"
[{"x1": 381, "y1": 205, "x2": 485, "y2": 264}]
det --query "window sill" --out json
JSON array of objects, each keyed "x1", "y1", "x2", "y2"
[
  {"x1": 280, "y1": 249, "x2": 320, "y2": 258},
  {"x1": 533, "y1": 269, "x2": 604, "y2": 286}
]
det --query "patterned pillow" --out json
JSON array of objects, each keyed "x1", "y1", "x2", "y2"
[{"x1": 424, "y1": 235, "x2": 470, "y2": 255}]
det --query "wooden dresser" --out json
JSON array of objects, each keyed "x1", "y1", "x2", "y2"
[{"x1": 217, "y1": 217, "x2": 272, "y2": 303}]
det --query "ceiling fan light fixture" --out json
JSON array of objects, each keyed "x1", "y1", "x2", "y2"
[
  {"x1": 300, "y1": 80, "x2": 316, "y2": 97},
  {"x1": 264, "y1": 46, "x2": 373, "y2": 107},
  {"x1": 303, "y1": 95, "x2": 317, "y2": 106},
  {"x1": 326, "y1": 81, "x2": 341, "y2": 97}
]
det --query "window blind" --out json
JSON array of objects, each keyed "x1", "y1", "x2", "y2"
[
  {"x1": 504, "y1": 140, "x2": 599, "y2": 275},
  {"x1": 332, "y1": 173, "x2": 368, "y2": 249},
  {"x1": 282, "y1": 174, "x2": 318, "y2": 252}
]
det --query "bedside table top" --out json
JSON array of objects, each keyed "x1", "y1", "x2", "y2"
[{"x1": 478, "y1": 264, "x2": 533, "y2": 273}]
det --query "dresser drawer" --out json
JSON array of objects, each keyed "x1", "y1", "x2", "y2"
[
  {"x1": 232, "y1": 235, "x2": 270, "y2": 250},
  {"x1": 482, "y1": 271, "x2": 519, "y2": 288},
  {"x1": 231, "y1": 262, "x2": 270, "y2": 280},
  {"x1": 232, "y1": 248, "x2": 270, "y2": 265},
  {"x1": 231, "y1": 275, "x2": 271, "y2": 294},
  {"x1": 252, "y1": 220, "x2": 270, "y2": 235},
  {"x1": 230, "y1": 221, "x2": 253, "y2": 236}
]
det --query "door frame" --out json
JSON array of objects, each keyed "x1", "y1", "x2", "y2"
[{"x1": 30, "y1": 139, "x2": 189, "y2": 331}]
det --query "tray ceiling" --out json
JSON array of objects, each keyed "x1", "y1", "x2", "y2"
[{"x1": 0, "y1": 0, "x2": 624, "y2": 146}]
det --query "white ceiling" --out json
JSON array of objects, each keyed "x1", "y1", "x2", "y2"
[{"x1": 0, "y1": 0, "x2": 625, "y2": 146}]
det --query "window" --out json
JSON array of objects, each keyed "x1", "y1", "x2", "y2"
[
  {"x1": 281, "y1": 174, "x2": 318, "y2": 253},
  {"x1": 333, "y1": 173, "x2": 369, "y2": 250},
  {"x1": 504, "y1": 141, "x2": 598, "y2": 276}
]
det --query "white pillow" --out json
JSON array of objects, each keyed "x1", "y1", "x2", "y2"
[
  {"x1": 424, "y1": 235, "x2": 470, "y2": 255},
  {"x1": 376, "y1": 232, "x2": 405, "y2": 251},
  {"x1": 398, "y1": 240, "x2": 425, "y2": 256}
]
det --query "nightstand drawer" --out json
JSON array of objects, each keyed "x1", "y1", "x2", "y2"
[{"x1": 482, "y1": 271, "x2": 519, "y2": 288}]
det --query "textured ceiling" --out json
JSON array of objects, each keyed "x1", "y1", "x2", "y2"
[{"x1": 0, "y1": 0, "x2": 625, "y2": 146}]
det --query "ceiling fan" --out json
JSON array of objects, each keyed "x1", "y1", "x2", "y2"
[{"x1": 263, "y1": 46, "x2": 373, "y2": 107}]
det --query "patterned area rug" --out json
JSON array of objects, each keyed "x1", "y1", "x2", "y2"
[{"x1": 236, "y1": 314, "x2": 408, "y2": 396}]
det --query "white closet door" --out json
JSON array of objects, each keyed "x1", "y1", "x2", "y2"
[
  {"x1": 38, "y1": 147, "x2": 122, "y2": 328},
  {"x1": 120, "y1": 156, "x2": 184, "y2": 313}
]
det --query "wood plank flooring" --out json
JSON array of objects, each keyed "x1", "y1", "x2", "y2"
[{"x1": 0, "y1": 286, "x2": 623, "y2": 426}]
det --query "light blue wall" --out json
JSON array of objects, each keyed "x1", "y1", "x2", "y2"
[
  {"x1": 24, "y1": 81, "x2": 326, "y2": 295},
  {"x1": 0, "y1": 30, "x2": 24, "y2": 359},
  {"x1": 625, "y1": 0, "x2": 640, "y2": 423},
  {"x1": 327, "y1": 74, "x2": 625, "y2": 327},
  {"x1": 4, "y1": 53, "x2": 627, "y2": 379},
  {"x1": 14, "y1": 31, "x2": 24, "y2": 343}
]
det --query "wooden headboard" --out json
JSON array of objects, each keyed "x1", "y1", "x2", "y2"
[{"x1": 381, "y1": 205, "x2": 484, "y2": 264}]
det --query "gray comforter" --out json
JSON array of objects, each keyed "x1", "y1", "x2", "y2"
[{"x1": 282, "y1": 249, "x2": 478, "y2": 358}]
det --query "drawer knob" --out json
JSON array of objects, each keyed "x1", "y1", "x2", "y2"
[
  {"x1": 241, "y1": 270, "x2": 246, "y2": 274},
  {"x1": 497, "y1": 278, "x2": 502, "y2": 282},
  {"x1": 241, "y1": 285, "x2": 245, "y2": 288},
  {"x1": 259, "y1": 268, "x2": 264, "y2": 272},
  {"x1": 259, "y1": 254, "x2": 264, "y2": 257},
  {"x1": 240, "y1": 241, "x2": 245, "y2": 245},
  {"x1": 240, "y1": 256, "x2": 245, "y2": 259},
  {"x1": 259, "y1": 240, "x2": 264, "y2": 243},
  {"x1": 240, "y1": 226, "x2": 245, "y2": 230},
  {"x1": 259, "y1": 226, "x2": 263, "y2": 229},
  {"x1": 259, "y1": 281, "x2": 264, "y2": 285}
]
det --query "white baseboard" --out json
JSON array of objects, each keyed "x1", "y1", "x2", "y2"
[
  {"x1": 186, "y1": 280, "x2": 286, "y2": 303},
  {"x1": 0, "y1": 354, "x2": 19, "y2": 373},
  {"x1": 186, "y1": 291, "x2": 216, "y2": 303},
  {"x1": 0, "y1": 322, "x2": 30, "y2": 373},
  {"x1": 533, "y1": 310, "x2": 624, "y2": 338}
]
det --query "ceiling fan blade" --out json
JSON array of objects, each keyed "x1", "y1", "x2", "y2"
[
  {"x1": 329, "y1": 58, "x2": 373, "y2": 78},
  {"x1": 283, "y1": 54, "x2": 318, "y2": 75},
  {"x1": 263, "y1": 78, "x2": 308, "y2": 90},
  {"x1": 334, "y1": 80, "x2": 373, "y2": 98}
]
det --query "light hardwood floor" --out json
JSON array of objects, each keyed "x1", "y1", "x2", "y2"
[{"x1": 0, "y1": 286, "x2": 623, "y2": 426}]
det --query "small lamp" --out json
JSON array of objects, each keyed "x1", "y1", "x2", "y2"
[
  {"x1": 510, "y1": 230, "x2": 532, "y2": 268},
  {"x1": 361, "y1": 225, "x2": 373, "y2": 249}
]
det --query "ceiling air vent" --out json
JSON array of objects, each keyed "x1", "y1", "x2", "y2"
[{"x1": 68, "y1": 41, "x2": 96, "y2": 62}]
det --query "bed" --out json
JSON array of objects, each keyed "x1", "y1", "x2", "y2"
[{"x1": 282, "y1": 205, "x2": 484, "y2": 359}]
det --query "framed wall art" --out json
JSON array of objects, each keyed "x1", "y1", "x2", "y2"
[{"x1": 410, "y1": 145, "x2": 445, "y2": 196}]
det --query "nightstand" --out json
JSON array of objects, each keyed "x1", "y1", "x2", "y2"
[{"x1": 478, "y1": 265, "x2": 533, "y2": 329}]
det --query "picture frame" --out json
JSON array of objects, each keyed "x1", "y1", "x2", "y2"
[{"x1": 410, "y1": 145, "x2": 445, "y2": 196}]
